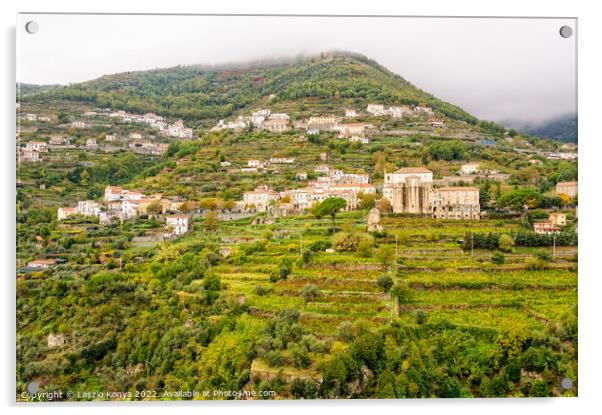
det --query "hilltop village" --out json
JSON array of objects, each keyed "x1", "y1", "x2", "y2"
[
  {"x1": 19, "y1": 103, "x2": 578, "y2": 242},
  {"x1": 18, "y1": 96, "x2": 579, "y2": 273}
]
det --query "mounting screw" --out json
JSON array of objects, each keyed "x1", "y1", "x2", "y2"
[
  {"x1": 559, "y1": 25, "x2": 573, "y2": 38},
  {"x1": 25, "y1": 21, "x2": 39, "y2": 34}
]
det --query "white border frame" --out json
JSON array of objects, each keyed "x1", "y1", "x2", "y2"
[{"x1": 2, "y1": 1, "x2": 599, "y2": 414}]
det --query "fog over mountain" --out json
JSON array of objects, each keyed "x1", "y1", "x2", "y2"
[
  {"x1": 503, "y1": 113, "x2": 578, "y2": 143},
  {"x1": 18, "y1": 14, "x2": 576, "y2": 125}
]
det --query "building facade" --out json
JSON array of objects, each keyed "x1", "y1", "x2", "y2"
[
  {"x1": 431, "y1": 187, "x2": 480, "y2": 219},
  {"x1": 384, "y1": 167, "x2": 480, "y2": 219},
  {"x1": 383, "y1": 167, "x2": 433, "y2": 214},
  {"x1": 556, "y1": 181, "x2": 578, "y2": 198}
]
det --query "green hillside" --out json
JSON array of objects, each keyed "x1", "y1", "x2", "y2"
[
  {"x1": 24, "y1": 52, "x2": 477, "y2": 125},
  {"x1": 18, "y1": 83, "x2": 62, "y2": 97},
  {"x1": 16, "y1": 52, "x2": 578, "y2": 400}
]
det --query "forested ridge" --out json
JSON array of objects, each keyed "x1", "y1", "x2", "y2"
[{"x1": 23, "y1": 52, "x2": 477, "y2": 125}]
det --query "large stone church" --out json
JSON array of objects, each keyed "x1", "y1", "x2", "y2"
[{"x1": 383, "y1": 167, "x2": 480, "y2": 219}]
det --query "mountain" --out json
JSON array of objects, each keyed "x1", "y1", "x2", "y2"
[
  {"x1": 18, "y1": 82, "x2": 62, "y2": 96},
  {"x1": 522, "y1": 114, "x2": 578, "y2": 143},
  {"x1": 23, "y1": 52, "x2": 478, "y2": 126}
]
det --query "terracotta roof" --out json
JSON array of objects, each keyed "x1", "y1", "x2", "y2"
[
  {"x1": 557, "y1": 181, "x2": 578, "y2": 186},
  {"x1": 393, "y1": 167, "x2": 432, "y2": 174}
]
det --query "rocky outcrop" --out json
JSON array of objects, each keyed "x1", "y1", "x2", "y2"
[{"x1": 366, "y1": 208, "x2": 383, "y2": 232}]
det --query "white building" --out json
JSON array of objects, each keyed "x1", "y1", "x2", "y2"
[
  {"x1": 25, "y1": 141, "x2": 48, "y2": 152},
  {"x1": 270, "y1": 113, "x2": 290, "y2": 120},
  {"x1": 334, "y1": 123, "x2": 367, "y2": 137},
  {"x1": 49, "y1": 136, "x2": 69, "y2": 145},
  {"x1": 251, "y1": 109, "x2": 271, "y2": 127},
  {"x1": 76, "y1": 200, "x2": 101, "y2": 217},
  {"x1": 86, "y1": 138, "x2": 97, "y2": 148},
  {"x1": 330, "y1": 171, "x2": 370, "y2": 184},
  {"x1": 269, "y1": 157, "x2": 295, "y2": 164},
  {"x1": 366, "y1": 104, "x2": 386, "y2": 116},
  {"x1": 263, "y1": 118, "x2": 290, "y2": 133},
  {"x1": 27, "y1": 258, "x2": 57, "y2": 269},
  {"x1": 123, "y1": 191, "x2": 144, "y2": 201},
  {"x1": 414, "y1": 106, "x2": 434, "y2": 116},
  {"x1": 142, "y1": 113, "x2": 164, "y2": 125},
  {"x1": 383, "y1": 167, "x2": 433, "y2": 204},
  {"x1": 345, "y1": 109, "x2": 357, "y2": 118},
  {"x1": 329, "y1": 183, "x2": 377, "y2": 194},
  {"x1": 248, "y1": 160, "x2": 265, "y2": 168},
  {"x1": 166, "y1": 120, "x2": 193, "y2": 139},
  {"x1": 104, "y1": 186, "x2": 124, "y2": 202},
  {"x1": 71, "y1": 120, "x2": 90, "y2": 129},
  {"x1": 121, "y1": 200, "x2": 141, "y2": 219},
  {"x1": 57, "y1": 207, "x2": 77, "y2": 220},
  {"x1": 243, "y1": 186, "x2": 280, "y2": 211},
  {"x1": 20, "y1": 148, "x2": 40, "y2": 162},
  {"x1": 389, "y1": 106, "x2": 412, "y2": 117},
  {"x1": 460, "y1": 163, "x2": 480, "y2": 175},
  {"x1": 166, "y1": 215, "x2": 190, "y2": 235},
  {"x1": 280, "y1": 188, "x2": 312, "y2": 210},
  {"x1": 534, "y1": 222, "x2": 561, "y2": 235}
]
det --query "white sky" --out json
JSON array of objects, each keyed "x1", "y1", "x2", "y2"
[{"x1": 17, "y1": 14, "x2": 576, "y2": 124}]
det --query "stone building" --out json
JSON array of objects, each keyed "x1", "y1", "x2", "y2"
[
  {"x1": 384, "y1": 167, "x2": 480, "y2": 219},
  {"x1": 263, "y1": 118, "x2": 290, "y2": 133},
  {"x1": 431, "y1": 187, "x2": 480, "y2": 219},
  {"x1": 366, "y1": 208, "x2": 383, "y2": 232},
  {"x1": 243, "y1": 186, "x2": 280, "y2": 211},
  {"x1": 383, "y1": 167, "x2": 433, "y2": 214}
]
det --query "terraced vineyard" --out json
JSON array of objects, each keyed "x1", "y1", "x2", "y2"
[
  {"x1": 119, "y1": 210, "x2": 573, "y2": 396},
  {"x1": 207, "y1": 213, "x2": 576, "y2": 329}
]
